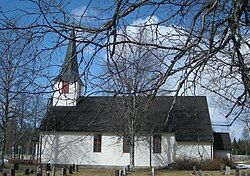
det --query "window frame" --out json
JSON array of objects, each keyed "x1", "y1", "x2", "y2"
[
  {"x1": 153, "y1": 134, "x2": 161, "y2": 154},
  {"x1": 93, "y1": 134, "x2": 102, "y2": 152},
  {"x1": 123, "y1": 136, "x2": 130, "y2": 153},
  {"x1": 61, "y1": 81, "x2": 69, "y2": 93}
]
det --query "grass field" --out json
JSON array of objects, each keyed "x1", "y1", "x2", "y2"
[{"x1": 2, "y1": 164, "x2": 250, "y2": 176}]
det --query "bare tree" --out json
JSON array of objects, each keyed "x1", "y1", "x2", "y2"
[
  {"x1": 101, "y1": 23, "x2": 164, "y2": 170},
  {"x1": 0, "y1": 24, "x2": 44, "y2": 167},
  {"x1": 0, "y1": 1, "x2": 249, "y2": 166}
]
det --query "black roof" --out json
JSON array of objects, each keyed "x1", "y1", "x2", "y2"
[
  {"x1": 40, "y1": 96, "x2": 213, "y2": 142},
  {"x1": 213, "y1": 132, "x2": 232, "y2": 150}
]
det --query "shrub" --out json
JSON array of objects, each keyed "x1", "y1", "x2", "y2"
[{"x1": 173, "y1": 156, "x2": 234, "y2": 170}]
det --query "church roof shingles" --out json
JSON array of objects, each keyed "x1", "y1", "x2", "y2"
[{"x1": 40, "y1": 96, "x2": 213, "y2": 142}]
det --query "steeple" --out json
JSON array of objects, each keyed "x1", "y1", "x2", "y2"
[
  {"x1": 58, "y1": 30, "x2": 80, "y2": 82},
  {"x1": 52, "y1": 29, "x2": 83, "y2": 106}
]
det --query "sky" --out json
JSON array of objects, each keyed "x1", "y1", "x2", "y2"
[{"x1": 0, "y1": 0, "x2": 246, "y2": 139}]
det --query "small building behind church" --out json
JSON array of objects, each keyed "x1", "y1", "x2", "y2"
[{"x1": 39, "y1": 31, "x2": 214, "y2": 168}]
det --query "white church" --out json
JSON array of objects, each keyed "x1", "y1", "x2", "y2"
[{"x1": 39, "y1": 31, "x2": 215, "y2": 168}]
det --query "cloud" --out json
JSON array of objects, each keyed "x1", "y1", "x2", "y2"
[{"x1": 71, "y1": 6, "x2": 87, "y2": 22}]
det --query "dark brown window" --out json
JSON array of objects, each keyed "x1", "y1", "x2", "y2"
[
  {"x1": 93, "y1": 134, "x2": 102, "y2": 152},
  {"x1": 153, "y1": 134, "x2": 161, "y2": 153},
  {"x1": 61, "y1": 81, "x2": 69, "y2": 93},
  {"x1": 123, "y1": 136, "x2": 130, "y2": 153}
]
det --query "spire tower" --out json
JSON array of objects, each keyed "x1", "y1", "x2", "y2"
[{"x1": 52, "y1": 30, "x2": 83, "y2": 106}]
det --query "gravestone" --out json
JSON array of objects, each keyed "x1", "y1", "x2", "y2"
[
  {"x1": 46, "y1": 171, "x2": 50, "y2": 176},
  {"x1": 36, "y1": 165, "x2": 42, "y2": 176},
  {"x1": 75, "y1": 165, "x2": 79, "y2": 172},
  {"x1": 126, "y1": 165, "x2": 130, "y2": 172},
  {"x1": 51, "y1": 167, "x2": 56, "y2": 176},
  {"x1": 46, "y1": 163, "x2": 51, "y2": 172},
  {"x1": 72, "y1": 164, "x2": 75, "y2": 172},
  {"x1": 220, "y1": 165, "x2": 224, "y2": 173},
  {"x1": 151, "y1": 167, "x2": 155, "y2": 176},
  {"x1": 13, "y1": 163, "x2": 19, "y2": 170},
  {"x1": 10, "y1": 169, "x2": 15, "y2": 176},
  {"x1": 193, "y1": 166, "x2": 197, "y2": 175},
  {"x1": 123, "y1": 166, "x2": 126, "y2": 176},
  {"x1": 235, "y1": 168, "x2": 239, "y2": 176},
  {"x1": 225, "y1": 166, "x2": 231, "y2": 175},
  {"x1": 115, "y1": 170, "x2": 119, "y2": 176},
  {"x1": 24, "y1": 168, "x2": 29, "y2": 175},
  {"x1": 29, "y1": 169, "x2": 34, "y2": 174},
  {"x1": 2, "y1": 172, "x2": 7, "y2": 176},
  {"x1": 198, "y1": 170, "x2": 203, "y2": 176},
  {"x1": 61, "y1": 168, "x2": 66, "y2": 176},
  {"x1": 69, "y1": 165, "x2": 73, "y2": 174}
]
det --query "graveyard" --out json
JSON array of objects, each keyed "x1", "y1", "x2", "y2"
[{"x1": 1, "y1": 162, "x2": 250, "y2": 176}]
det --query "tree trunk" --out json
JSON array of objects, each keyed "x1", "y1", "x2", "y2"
[
  {"x1": 129, "y1": 137, "x2": 135, "y2": 171},
  {"x1": 0, "y1": 129, "x2": 6, "y2": 168}
]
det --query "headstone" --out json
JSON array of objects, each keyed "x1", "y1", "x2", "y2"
[
  {"x1": 51, "y1": 167, "x2": 56, "y2": 176},
  {"x1": 13, "y1": 163, "x2": 19, "y2": 170},
  {"x1": 0, "y1": 167, "x2": 2, "y2": 172},
  {"x1": 75, "y1": 165, "x2": 79, "y2": 172},
  {"x1": 46, "y1": 171, "x2": 50, "y2": 176},
  {"x1": 235, "y1": 168, "x2": 239, "y2": 176},
  {"x1": 225, "y1": 166, "x2": 231, "y2": 175},
  {"x1": 46, "y1": 163, "x2": 51, "y2": 172},
  {"x1": 126, "y1": 165, "x2": 130, "y2": 172},
  {"x1": 123, "y1": 167, "x2": 126, "y2": 176},
  {"x1": 29, "y1": 169, "x2": 34, "y2": 174},
  {"x1": 69, "y1": 165, "x2": 73, "y2": 174},
  {"x1": 24, "y1": 168, "x2": 29, "y2": 175},
  {"x1": 115, "y1": 170, "x2": 119, "y2": 176},
  {"x1": 220, "y1": 165, "x2": 224, "y2": 173},
  {"x1": 198, "y1": 170, "x2": 203, "y2": 176},
  {"x1": 61, "y1": 168, "x2": 66, "y2": 176},
  {"x1": 151, "y1": 167, "x2": 155, "y2": 176},
  {"x1": 193, "y1": 166, "x2": 197, "y2": 175},
  {"x1": 2, "y1": 172, "x2": 7, "y2": 176},
  {"x1": 72, "y1": 164, "x2": 75, "y2": 172},
  {"x1": 10, "y1": 169, "x2": 15, "y2": 176},
  {"x1": 36, "y1": 165, "x2": 42, "y2": 176},
  {"x1": 120, "y1": 170, "x2": 124, "y2": 176}
]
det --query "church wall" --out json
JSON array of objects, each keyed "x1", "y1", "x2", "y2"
[
  {"x1": 40, "y1": 132, "x2": 175, "y2": 167},
  {"x1": 52, "y1": 82, "x2": 81, "y2": 106},
  {"x1": 175, "y1": 141, "x2": 213, "y2": 160}
]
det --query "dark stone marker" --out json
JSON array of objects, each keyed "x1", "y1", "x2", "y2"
[
  {"x1": 220, "y1": 165, "x2": 224, "y2": 173},
  {"x1": 62, "y1": 168, "x2": 66, "y2": 176},
  {"x1": 13, "y1": 163, "x2": 19, "y2": 170},
  {"x1": 46, "y1": 163, "x2": 51, "y2": 172},
  {"x1": 126, "y1": 165, "x2": 130, "y2": 172},
  {"x1": 2, "y1": 172, "x2": 7, "y2": 176},
  {"x1": 10, "y1": 168, "x2": 15, "y2": 176},
  {"x1": 75, "y1": 165, "x2": 79, "y2": 172},
  {"x1": 36, "y1": 173, "x2": 41, "y2": 176},
  {"x1": 0, "y1": 167, "x2": 3, "y2": 172},
  {"x1": 24, "y1": 168, "x2": 29, "y2": 175},
  {"x1": 72, "y1": 164, "x2": 75, "y2": 172},
  {"x1": 29, "y1": 169, "x2": 34, "y2": 174},
  {"x1": 46, "y1": 171, "x2": 50, "y2": 176},
  {"x1": 235, "y1": 168, "x2": 239, "y2": 176},
  {"x1": 51, "y1": 167, "x2": 55, "y2": 176},
  {"x1": 115, "y1": 170, "x2": 119, "y2": 176},
  {"x1": 68, "y1": 166, "x2": 73, "y2": 174},
  {"x1": 193, "y1": 166, "x2": 197, "y2": 175}
]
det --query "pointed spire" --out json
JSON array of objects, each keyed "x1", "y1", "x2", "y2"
[{"x1": 59, "y1": 29, "x2": 80, "y2": 82}]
